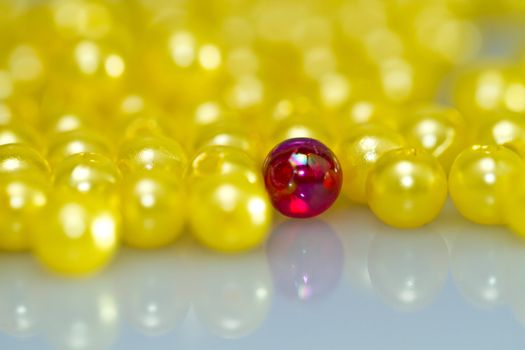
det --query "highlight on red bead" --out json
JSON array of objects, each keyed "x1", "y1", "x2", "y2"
[{"x1": 263, "y1": 138, "x2": 343, "y2": 218}]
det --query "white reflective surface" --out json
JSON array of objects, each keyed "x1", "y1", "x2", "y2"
[{"x1": 1, "y1": 201, "x2": 525, "y2": 350}]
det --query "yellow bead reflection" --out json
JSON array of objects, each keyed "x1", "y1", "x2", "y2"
[
  {"x1": 401, "y1": 105, "x2": 467, "y2": 171},
  {"x1": 53, "y1": 152, "x2": 120, "y2": 196},
  {"x1": 449, "y1": 145, "x2": 525, "y2": 225},
  {"x1": 339, "y1": 124, "x2": 404, "y2": 204},
  {"x1": 366, "y1": 148, "x2": 447, "y2": 228},
  {"x1": 0, "y1": 174, "x2": 48, "y2": 251},
  {"x1": 189, "y1": 174, "x2": 271, "y2": 252},
  {"x1": 32, "y1": 191, "x2": 120, "y2": 275},
  {"x1": 120, "y1": 172, "x2": 185, "y2": 249},
  {"x1": 190, "y1": 145, "x2": 259, "y2": 185},
  {"x1": 0, "y1": 144, "x2": 49, "y2": 176},
  {"x1": 117, "y1": 136, "x2": 187, "y2": 177},
  {"x1": 47, "y1": 129, "x2": 112, "y2": 167}
]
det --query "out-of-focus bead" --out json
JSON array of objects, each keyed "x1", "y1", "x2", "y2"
[
  {"x1": 506, "y1": 174, "x2": 525, "y2": 238},
  {"x1": 366, "y1": 148, "x2": 448, "y2": 228},
  {"x1": 0, "y1": 144, "x2": 49, "y2": 176},
  {"x1": 46, "y1": 129, "x2": 112, "y2": 167},
  {"x1": 449, "y1": 145, "x2": 525, "y2": 225},
  {"x1": 263, "y1": 138, "x2": 342, "y2": 218},
  {"x1": 32, "y1": 190, "x2": 120, "y2": 275},
  {"x1": 339, "y1": 124, "x2": 405, "y2": 204},
  {"x1": 189, "y1": 173, "x2": 271, "y2": 252},
  {"x1": 120, "y1": 171, "x2": 185, "y2": 249},
  {"x1": 476, "y1": 113, "x2": 525, "y2": 158},
  {"x1": 400, "y1": 105, "x2": 467, "y2": 171},
  {"x1": 0, "y1": 173, "x2": 48, "y2": 251},
  {"x1": 0, "y1": 124, "x2": 41, "y2": 149},
  {"x1": 117, "y1": 136, "x2": 187, "y2": 177}
]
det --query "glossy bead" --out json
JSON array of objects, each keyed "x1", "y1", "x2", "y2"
[
  {"x1": 263, "y1": 138, "x2": 342, "y2": 218},
  {"x1": 0, "y1": 173, "x2": 48, "y2": 251},
  {"x1": 53, "y1": 153, "x2": 120, "y2": 197},
  {"x1": 32, "y1": 190, "x2": 120, "y2": 275},
  {"x1": 0, "y1": 144, "x2": 49, "y2": 176},
  {"x1": 400, "y1": 105, "x2": 467, "y2": 171},
  {"x1": 121, "y1": 172, "x2": 185, "y2": 249},
  {"x1": 449, "y1": 145, "x2": 525, "y2": 225},
  {"x1": 190, "y1": 145, "x2": 259, "y2": 185},
  {"x1": 46, "y1": 129, "x2": 111, "y2": 167},
  {"x1": 339, "y1": 124, "x2": 404, "y2": 204},
  {"x1": 189, "y1": 173, "x2": 271, "y2": 252},
  {"x1": 506, "y1": 175, "x2": 525, "y2": 237},
  {"x1": 0, "y1": 124, "x2": 41, "y2": 149},
  {"x1": 366, "y1": 148, "x2": 447, "y2": 228},
  {"x1": 476, "y1": 114, "x2": 525, "y2": 158},
  {"x1": 117, "y1": 136, "x2": 187, "y2": 177}
]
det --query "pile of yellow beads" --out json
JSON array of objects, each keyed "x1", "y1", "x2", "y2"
[{"x1": 1, "y1": 0, "x2": 525, "y2": 275}]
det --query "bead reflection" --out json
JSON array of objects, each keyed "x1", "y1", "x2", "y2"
[
  {"x1": 112, "y1": 247, "x2": 190, "y2": 336},
  {"x1": 0, "y1": 254, "x2": 40, "y2": 338},
  {"x1": 368, "y1": 225, "x2": 449, "y2": 311},
  {"x1": 450, "y1": 223, "x2": 512, "y2": 309},
  {"x1": 266, "y1": 220, "x2": 344, "y2": 301},
  {"x1": 191, "y1": 243, "x2": 272, "y2": 339}
]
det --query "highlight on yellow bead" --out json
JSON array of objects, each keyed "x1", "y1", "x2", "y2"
[
  {"x1": 475, "y1": 113, "x2": 525, "y2": 158},
  {"x1": 505, "y1": 173, "x2": 525, "y2": 238},
  {"x1": 0, "y1": 173, "x2": 48, "y2": 251},
  {"x1": 120, "y1": 171, "x2": 185, "y2": 249},
  {"x1": 53, "y1": 152, "x2": 120, "y2": 197},
  {"x1": 32, "y1": 189, "x2": 120, "y2": 275},
  {"x1": 46, "y1": 129, "x2": 112, "y2": 167},
  {"x1": 190, "y1": 145, "x2": 259, "y2": 185},
  {"x1": 0, "y1": 124, "x2": 41, "y2": 149},
  {"x1": 117, "y1": 136, "x2": 187, "y2": 177},
  {"x1": 400, "y1": 105, "x2": 467, "y2": 171},
  {"x1": 449, "y1": 144, "x2": 525, "y2": 225},
  {"x1": 366, "y1": 148, "x2": 448, "y2": 228},
  {"x1": 339, "y1": 124, "x2": 405, "y2": 204},
  {"x1": 0, "y1": 144, "x2": 49, "y2": 176},
  {"x1": 189, "y1": 173, "x2": 272, "y2": 252}
]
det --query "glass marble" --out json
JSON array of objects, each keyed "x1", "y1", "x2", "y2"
[
  {"x1": 120, "y1": 171, "x2": 185, "y2": 249},
  {"x1": 449, "y1": 145, "x2": 525, "y2": 225},
  {"x1": 189, "y1": 173, "x2": 271, "y2": 252},
  {"x1": 263, "y1": 138, "x2": 342, "y2": 218},
  {"x1": 366, "y1": 148, "x2": 448, "y2": 228},
  {"x1": 117, "y1": 136, "x2": 187, "y2": 177},
  {"x1": 339, "y1": 124, "x2": 404, "y2": 204},
  {"x1": 32, "y1": 190, "x2": 120, "y2": 275}
]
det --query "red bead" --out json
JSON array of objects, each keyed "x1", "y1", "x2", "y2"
[{"x1": 263, "y1": 138, "x2": 343, "y2": 218}]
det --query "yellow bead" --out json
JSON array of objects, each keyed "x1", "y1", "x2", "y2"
[
  {"x1": 46, "y1": 129, "x2": 112, "y2": 167},
  {"x1": 120, "y1": 172, "x2": 185, "y2": 249},
  {"x1": 190, "y1": 145, "x2": 259, "y2": 185},
  {"x1": 400, "y1": 105, "x2": 467, "y2": 171},
  {"x1": 367, "y1": 148, "x2": 447, "y2": 228},
  {"x1": 53, "y1": 152, "x2": 120, "y2": 197},
  {"x1": 0, "y1": 124, "x2": 41, "y2": 149},
  {"x1": 476, "y1": 113, "x2": 525, "y2": 158},
  {"x1": 117, "y1": 136, "x2": 187, "y2": 177},
  {"x1": 0, "y1": 144, "x2": 49, "y2": 176},
  {"x1": 340, "y1": 99, "x2": 400, "y2": 132},
  {"x1": 189, "y1": 174, "x2": 272, "y2": 252},
  {"x1": 32, "y1": 190, "x2": 120, "y2": 275},
  {"x1": 339, "y1": 124, "x2": 404, "y2": 204},
  {"x1": 0, "y1": 173, "x2": 48, "y2": 251},
  {"x1": 506, "y1": 176, "x2": 525, "y2": 237},
  {"x1": 449, "y1": 145, "x2": 525, "y2": 225}
]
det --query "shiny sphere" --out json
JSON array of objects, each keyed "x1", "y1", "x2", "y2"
[
  {"x1": 400, "y1": 106, "x2": 466, "y2": 171},
  {"x1": 0, "y1": 173, "x2": 48, "y2": 251},
  {"x1": 476, "y1": 114, "x2": 525, "y2": 158},
  {"x1": 117, "y1": 136, "x2": 187, "y2": 177},
  {"x1": 32, "y1": 191, "x2": 120, "y2": 275},
  {"x1": 449, "y1": 145, "x2": 525, "y2": 225},
  {"x1": 0, "y1": 124, "x2": 41, "y2": 149},
  {"x1": 53, "y1": 153, "x2": 120, "y2": 197},
  {"x1": 263, "y1": 138, "x2": 342, "y2": 218},
  {"x1": 0, "y1": 144, "x2": 49, "y2": 176},
  {"x1": 120, "y1": 171, "x2": 186, "y2": 249},
  {"x1": 46, "y1": 129, "x2": 112, "y2": 167},
  {"x1": 339, "y1": 124, "x2": 404, "y2": 204},
  {"x1": 189, "y1": 173, "x2": 271, "y2": 252},
  {"x1": 190, "y1": 145, "x2": 259, "y2": 185},
  {"x1": 366, "y1": 148, "x2": 447, "y2": 228}
]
